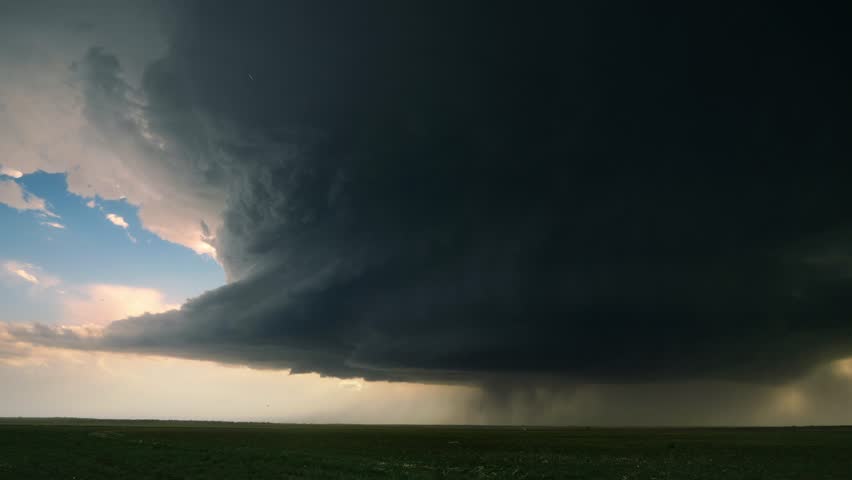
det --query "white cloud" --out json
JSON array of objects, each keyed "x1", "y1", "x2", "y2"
[
  {"x1": 1, "y1": 261, "x2": 60, "y2": 288},
  {"x1": 41, "y1": 221, "x2": 65, "y2": 229},
  {"x1": 1, "y1": 257, "x2": 176, "y2": 329},
  {"x1": 63, "y1": 284, "x2": 179, "y2": 326},
  {"x1": 105, "y1": 213, "x2": 129, "y2": 229},
  {"x1": 0, "y1": 180, "x2": 57, "y2": 217},
  {"x1": 86, "y1": 199, "x2": 96, "y2": 208},
  {"x1": 0, "y1": 166, "x2": 22, "y2": 178},
  {"x1": 8, "y1": 265, "x2": 38, "y2": 284},
  {"x1": 1, "y1": 263, "x2": 177, "y2": 327}
]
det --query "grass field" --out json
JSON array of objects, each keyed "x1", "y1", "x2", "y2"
[{"x1": 1, "y1": 419, "x2": 851, "y2": 479}]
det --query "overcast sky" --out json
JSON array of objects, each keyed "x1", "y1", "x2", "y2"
[{"x1": 2, "y1": 0, "x2": 852, "y2": 425}]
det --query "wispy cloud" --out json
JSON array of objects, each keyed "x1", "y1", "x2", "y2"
[
  {"x1": 1, "y1": 261, "x2": 61, "y2": 289},
  {"x1": 6, "y1": 264, "x2": 39, "y2": 284},
  {"x1": 105, "y1": 213, "x2": 129, "y2": 229},
  {"x1": 41, "y1": 221, "x2": 65, "y2": 229},
  {"x1": 86, "y1": 199, "x2": 97, "y2": 208},
  {"x1": 0, "y1": 180, "x2": 58, "y2": 217}
]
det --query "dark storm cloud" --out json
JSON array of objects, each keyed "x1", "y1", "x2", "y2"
[{"x1": 15, "y1": 1, "x2": 852, "y2": 383}]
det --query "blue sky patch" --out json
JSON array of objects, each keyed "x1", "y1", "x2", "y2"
[{"x1": 0, "y1": 171, "x2": 224, "y2": 323}]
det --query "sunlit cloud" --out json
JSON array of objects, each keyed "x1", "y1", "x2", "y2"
[
  {"x1": 41, "y1": 221, "x2": 65, "y2": 229},
  {"x1": 193, "y1": 241, "x2": 217, "y2": 257},
  {"x1": 104, "y1": 213, "x2": 139, "y2": 243},
  {"x1": 0, "y1": 1, "x2": 219, "y2": 258},
  {"x1": 86, "y1": 199, "x2": 97, "y2": 208},
  {"x1": 1, "y1": 260, "x2": 61, "y2": 290},
  {"x1": 63, "y1": 284, "x2": 179, "y2": 326},
  {"x1": 0, "y1": 166, "x2": 23, "y2": 178},
  {"x1": 105, "y1": 213, "x2": 129, "y2": 229},
  {"x1": 4, "y1": 262, "x2": 39, "y2": 284}
]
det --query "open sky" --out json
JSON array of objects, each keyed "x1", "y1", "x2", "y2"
[{"x1": 2, "y1": 0, "x2": 852, "y2": 425}]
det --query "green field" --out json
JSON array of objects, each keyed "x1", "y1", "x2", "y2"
[{"x1": 1, "y1": 420, "x2": 851, "y2": 479}]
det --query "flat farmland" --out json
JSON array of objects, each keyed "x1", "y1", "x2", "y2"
[{"x1": 1, "y1": 420, "x2": 850, "y2": 479}]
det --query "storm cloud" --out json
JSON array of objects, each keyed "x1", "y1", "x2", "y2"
[{"x1": 13, "y1": 1, "x2": 852, "y2": 385}]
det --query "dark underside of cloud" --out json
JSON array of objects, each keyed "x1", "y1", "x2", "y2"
[{"x1": 16, "y1": 1, "x2": 852, "y2": 384}]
